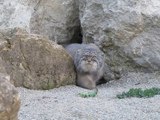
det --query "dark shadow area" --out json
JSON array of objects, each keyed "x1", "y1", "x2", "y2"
[
  {"x1": 70, "y1": 26, "x2": 82, "y2": 44},
  {"x1": 96, "y1": 77, "x2": 108, "y2": 85}
]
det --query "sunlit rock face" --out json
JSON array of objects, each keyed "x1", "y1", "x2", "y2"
[
  {"x1": 0, "y1": 0, "x2": 80, "y2": 44},
  {"x1": 79, "y1": 0, "x2": 160, "y2": 72},
  {"x1": 0, "y1": 73, "x2": 20, "y2": 120}
]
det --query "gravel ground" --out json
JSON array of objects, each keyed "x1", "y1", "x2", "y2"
[{"x1": 18, "y1": 72, "x2": 160, "y2": 120}]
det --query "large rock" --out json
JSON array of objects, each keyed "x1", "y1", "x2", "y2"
[
  {"x1": 79, "y1": 0, "x2": 160, "y2": 72},
  {"x1": 0, "y1": 73, "x2": 20, "y2": 120},
  {"x1": 0, "y1": 0, "x2": 80, "y2": 44},
  {"x1": 0, "y1": 28, "x2": 76, "y2": 89}
]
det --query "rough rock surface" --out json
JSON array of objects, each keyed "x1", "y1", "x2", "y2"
[
  {"x1": 79, "y1": 0, "x2": 160, "y2": 72},
  {"x1": 0, "y1": 28, "x2": 76, "y2": 89},
  {"x1": 0, "y1": 73, "x2": 20, "y2": 120},
  {"x1": 0, "y1": 0, "x2": 80, "y2": 44}
]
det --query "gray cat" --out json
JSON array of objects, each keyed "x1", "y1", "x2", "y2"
[{"x1": 65, "y1": 43, "x2": 105, "y2": 89}]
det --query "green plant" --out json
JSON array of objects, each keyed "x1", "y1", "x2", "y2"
[
  {"x1": 79, "y1": 88, "x2": 98, "y2": 98},
  {"x1": 117, "y1": 87, "x2": 160, "y2": 99}
]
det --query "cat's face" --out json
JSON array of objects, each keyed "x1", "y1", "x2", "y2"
[
  {"x1": 79, "y1": 53, "x2": 98, "y2": 73},
  {"x1": 75, "y1": 45, "x2": 105, "y2": 74}
]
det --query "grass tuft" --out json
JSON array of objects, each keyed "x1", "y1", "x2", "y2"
[
  {"x1": 117, "y1": 87, "x2": 160, "y2": 99},
  {"x1": 79, "y1": 88, "x2": 98, "y2": 98}
]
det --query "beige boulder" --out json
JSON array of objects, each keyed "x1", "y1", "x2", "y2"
[
  {"x1": 0, "y1": 73, "x2": 20, "y2": 120},
  {"x1": 0, "y1": 28, "x2": 76, "y2": 89}
]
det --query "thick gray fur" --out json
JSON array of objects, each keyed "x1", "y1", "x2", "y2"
[{"x1": 65, "y1": 43, "x2": 105, "y2": 89}]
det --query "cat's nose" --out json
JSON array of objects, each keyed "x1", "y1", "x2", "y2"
[{"x1": 87, "y1": 60, "x2": 91, "y2": 62}]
